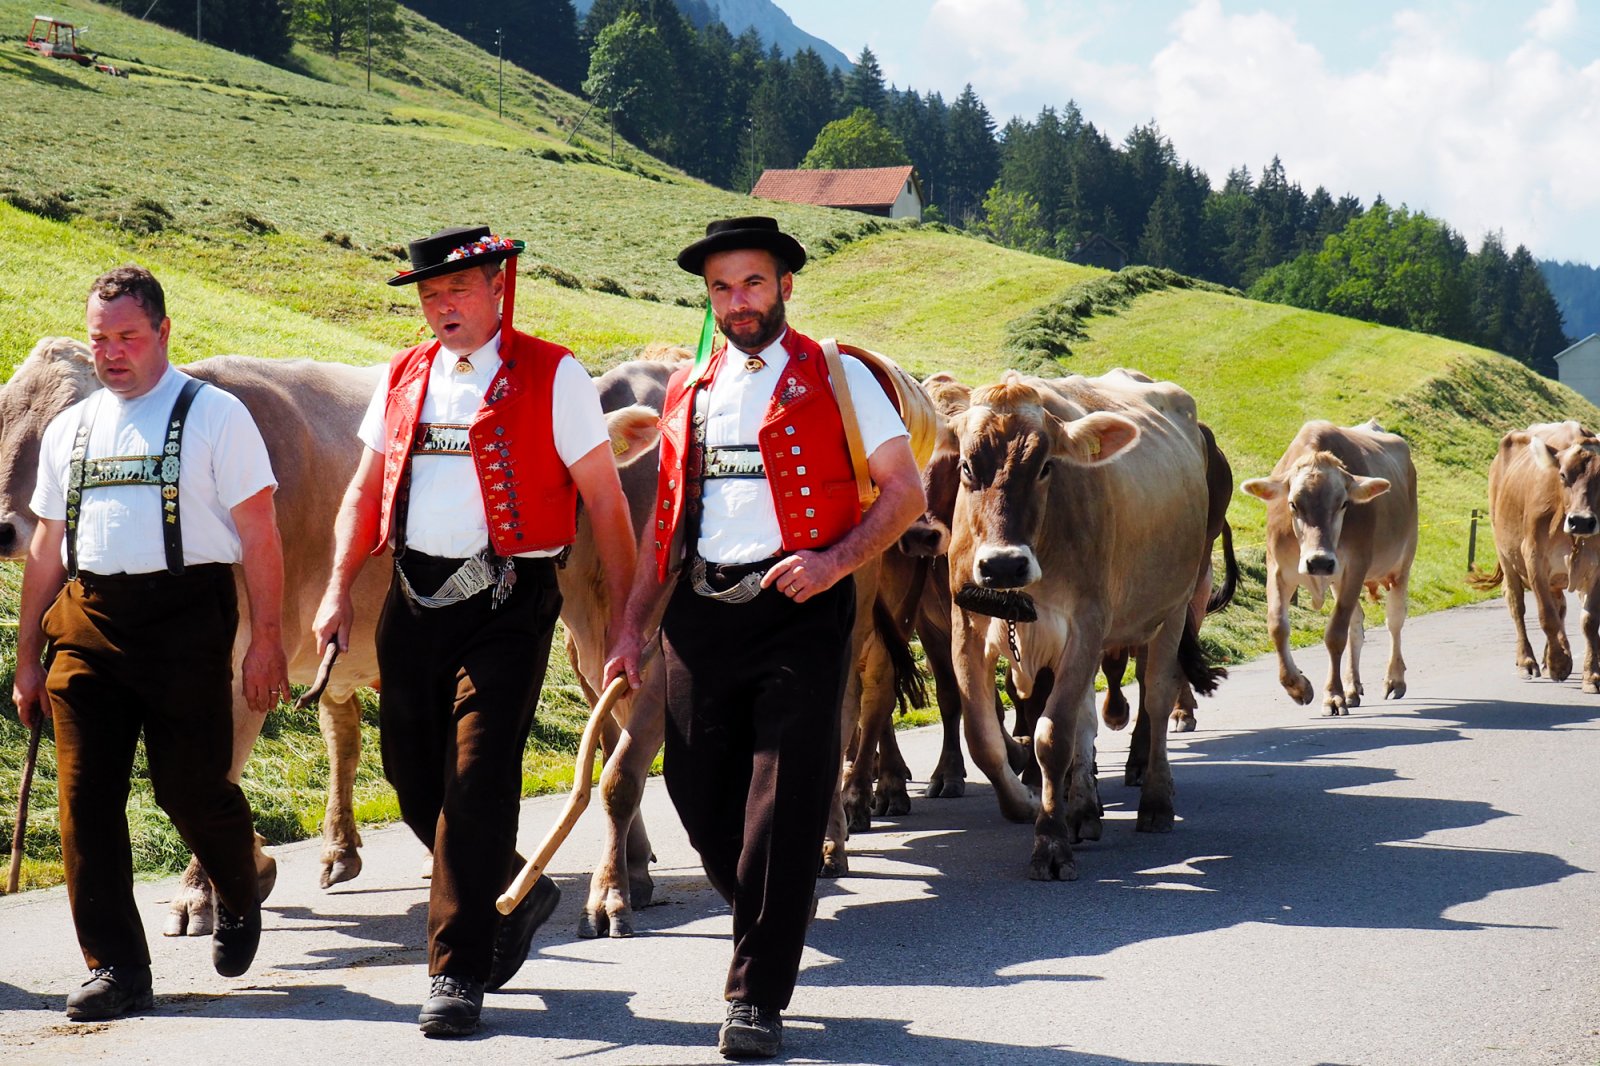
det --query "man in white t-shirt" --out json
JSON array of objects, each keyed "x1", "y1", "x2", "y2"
[
  {"x1": 312, "y1": 226, "x2": 636, "y2": 1037},
  {"x1": 605, "y1": 217, "x2": 925, "y2": 1060},
  {"x1": 11, "y1": 265, "x2": 288, "y2": 1021}
]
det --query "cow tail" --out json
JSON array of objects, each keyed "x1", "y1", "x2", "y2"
[
  {"x1": 1467, "y1": 562, "x2": 1504, "y2": 591},
  {"x1": 1178, "y1": 615, "x2": 1228, "y2": 697},
  {"x1": 873, "y1": 598, "x2": 928, "y2": 713},
  {"x1": 1205, "y1": 520, "x2": 1239, "y2": 615}
]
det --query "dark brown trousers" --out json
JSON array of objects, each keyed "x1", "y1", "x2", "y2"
[
  {"x1": 375, "y1": 551, "x2": 561, "y2": 981},
  {"x1": 660, "y1": 568, "x2": 853, "y2": 1010},
  {"x1": 43, "y1": 564, "x2": 258, "y2": 971}
]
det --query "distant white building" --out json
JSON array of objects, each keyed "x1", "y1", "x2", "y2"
[
  {"x1": 1555, "y1": 333, "x2": 1600, "y2": 407},
  {"x1": 751, "y1": 166, "x2": 923, "y2": 221}
]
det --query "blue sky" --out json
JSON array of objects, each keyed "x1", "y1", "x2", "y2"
[{"x1": 789, "y1": 0, "x2": 1600, "y2": 264}]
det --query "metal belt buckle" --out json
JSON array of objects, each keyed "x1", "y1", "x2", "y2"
[{"x1": 690, "y1": 557, "x2": 768, "y2": 604}]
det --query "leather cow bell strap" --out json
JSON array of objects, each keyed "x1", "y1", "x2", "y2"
[{"x1": 821, "y1": 337, "x2": 877, "y2": 514}]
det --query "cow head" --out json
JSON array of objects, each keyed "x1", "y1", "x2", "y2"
[
  {"x1": 951, "y1": 374, "x2": 1139, "y2": 590},
  {"x1": 897, "y1": 373, "x2": 971, "y2": 559},
  {"x1": 0, "y1": 337, "x2": 99, "y2": 558},
  {"x1": 1529, "y1": 432, "x2": 1600, "y2": 538},
  {"x1": 1241, "y1": 450, "x2": 1390, "y2": 576}
]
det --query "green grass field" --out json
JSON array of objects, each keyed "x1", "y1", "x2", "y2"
[{"x1": 4, "y1": 0, "x2": 1598, "y2": 893}]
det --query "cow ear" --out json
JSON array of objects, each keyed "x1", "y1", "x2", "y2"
[
  {"x1": 1348, "y1": 475, "x2": 1391, "y2": 503},
  {"x1": 1053, "y1": 411, "x2": 1140, "y2": 465},
  {"x1": 606, "y1": 404, "x2": 661, "y2": 467},
  {"x1": 1528, "y1": 436, "x2": 1559, "y2": 471},
  {"x1": 1241, "y1": 477, "x2": 1284, "y2": 502}
]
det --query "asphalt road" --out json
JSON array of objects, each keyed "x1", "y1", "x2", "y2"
[{"x1": 4, "y1": 599, "x2": 1599, "y2": 1065}]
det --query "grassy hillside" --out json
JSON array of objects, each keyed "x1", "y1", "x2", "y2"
[{"x1": 5, "y1": 1, "x2": 1598, "y2": 892}]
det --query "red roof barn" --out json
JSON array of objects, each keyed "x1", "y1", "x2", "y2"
[{"x1": 751, "y1": 166, "x2": 924, "y2": 221}]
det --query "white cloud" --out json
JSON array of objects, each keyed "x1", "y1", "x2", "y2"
[{"x1": 1526, "y1": 0, "x2": 1579, "y2": 43}]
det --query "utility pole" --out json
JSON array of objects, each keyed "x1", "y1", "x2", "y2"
[
  {"x1": 497, "y1": 27, "x2": 504, "y2": 119},
  {"x1": 366, "y1": 0, "x2": 372, "y2": 93},
  {"x1": 195, "y1": 0, "x2": 201, "y2": 42}
]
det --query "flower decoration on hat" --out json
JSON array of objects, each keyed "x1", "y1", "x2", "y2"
[{"x1": 445, "y1": 234, "x2": 518, "y2": 264}]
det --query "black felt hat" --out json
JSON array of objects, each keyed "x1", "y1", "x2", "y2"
[
  {"x1": 388, "y1": 225, "x2": 525, "y2": 286},
  {"x1": 676, "y1": 216, "x2": 807, "y2": 276}
]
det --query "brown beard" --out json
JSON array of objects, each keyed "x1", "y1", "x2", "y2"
[{"x1": 718, "y1": 297, "x2": 787, "y2": 354}]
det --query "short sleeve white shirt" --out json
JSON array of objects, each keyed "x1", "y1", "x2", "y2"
[
  {"x1": 697, "y1": 331, "x2": 908, "y2": 564},
  {"x1": 31, "y1": 366, "x2": 278, "y2": 575},
  {"x1": 356, "y1": 331, "x2": 609, "y2": 559}
]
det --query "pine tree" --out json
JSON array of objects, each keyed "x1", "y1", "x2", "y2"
[
  {"x1": 945, "y1": 84, "x2": 998, "y2": 225},
  {"x1": 842, "y1": 45, "x2": 887, "y2": 118}
]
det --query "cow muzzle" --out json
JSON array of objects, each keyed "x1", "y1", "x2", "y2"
[
  {"x1": 897, "y1": 517, "x2": 950, "y2": 558},
  {"x1": 973, "y1": 545, "x2": 1040, "y2": 589},
  {"x1": 0, "y1": 515, "x2": 26, "y2": 559},
  {"x1": 1300, "y1": 551, "x2": 1338, "y2": 577},
  {"x1": 1565, "y1": 512, "x2": 1598, "y2": 537}
]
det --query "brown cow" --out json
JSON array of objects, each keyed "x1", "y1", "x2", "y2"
[
  {"x1": 947, "y1": 369, "x2": 1221, "y2": 881},
  {"x1": 1475, "y1": 420, "x2": 1600, "y2": 691},
  {"x1": 1242, "y1": 419, "x2": 1418, "y2": 716}
]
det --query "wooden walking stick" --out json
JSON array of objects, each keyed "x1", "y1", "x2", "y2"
[
  {"x1": 496, "y1": 646, "x2": 654, "y2": 915},
  {"x1": 7, "y1": 719, "x2": 43, "y2": 894}
]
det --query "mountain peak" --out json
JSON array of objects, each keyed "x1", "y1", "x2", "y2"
[{"x1": 574, "y1": 0, "x2": 850, "y2": 69}]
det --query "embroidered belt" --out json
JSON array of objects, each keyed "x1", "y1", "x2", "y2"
[
  {"x1": 412, "y1": 422, "x2": 472, "y2": 456},
  {"x1": 395, "y1": 548, "x2": 516, "y2": 609},
  {"x1": 702, "y1": 445, "x2": 765, "y2": 479},
  {"x1": 689, "y1": 556, "x2": 776, "y2": 604},
  {"x1": 66, "y1": 376, "x2": 205, "y2": 579}
]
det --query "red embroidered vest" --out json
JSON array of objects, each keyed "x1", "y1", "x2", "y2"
[
  {"x1": 375, "y1": 330, "x2": 578, "y2": 557},
  {"x1": 653, "y1": 328, "x2": 860, "y2": 581}
]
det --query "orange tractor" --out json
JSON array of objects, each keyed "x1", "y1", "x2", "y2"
[{"x1": 24, "y1": 16, "x2": 127, "y2": 76}]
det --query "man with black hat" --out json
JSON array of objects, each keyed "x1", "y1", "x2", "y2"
[
  {"x1": 312, "y1": 226, "x2": 636, "y2": 1036},
  {"x1": 12, "y1": 264, "x2": 288, "y2": 1019},
  {"x1": 604, "y1": 217, "x2": 925, "y2": 1059}
]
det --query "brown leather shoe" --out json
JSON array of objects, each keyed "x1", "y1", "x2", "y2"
[
  {"x1": 65, "y1": 965, "x2": 154, "y2": 1021},
  {"x1": 485, "y1": 874, "x2": 560, "y2": 992},
  {"x1": 718, "y1": 1000, "x2": 783, "y2": 1059},
  {"x1": 212, "y1": 901, "x2": 261, "y2": 977}
]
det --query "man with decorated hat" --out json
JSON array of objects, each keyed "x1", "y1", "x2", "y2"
[
  {"x1": 604, "y1": 217, "x2": 925, "y2": 1059},
  {"x1": 313, "y1": 225, "x2": 636, "y2": 1036}
]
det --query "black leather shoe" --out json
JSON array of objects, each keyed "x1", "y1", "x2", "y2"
[
  {"x1": 485, "y1": 874, "x2": 560, "y2": 992},
  {"x1": 65, "y1": 965, "x2": 154, "y2": 1021},
  {"x1": 718, "y1": 1000, "x2": 783, "y2": 1059},
  {"x1": 212, "y1": 900, "x2": 261, "y2": 977},
  {"x1": 419, "y1": 974, "x2": 484, "y2": 1037}
]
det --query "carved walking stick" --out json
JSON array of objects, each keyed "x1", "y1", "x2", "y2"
[
  {"x1": 496, "y1": 644, "x2": 656, "y2": 915},
  {"x1": 7, "y1": 720, "x2": 43, "y2": 894}
]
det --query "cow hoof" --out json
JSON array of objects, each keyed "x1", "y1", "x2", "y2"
[
  {"x1": 1345, "y1": 691, "x2": 1362, "y2": 709},
  {"x1": 1549, "y1": 651, "x2": 1573, "y2": 682},
  {"x1": 1385, "y1": 679, "x2": 1407, "y2": 700},
  {"x1": 1518, "y1": 660, "x2": 1541, "y2": 679},
  {"x1": 1005, "y1": 737, "x2": 1033, "y2": 776},
  {"x1": 1584, "y1": 678, "x2": 1600, "y2": 695},
  {"x1": 320, "y1": 851, "x2": 362, "y2": 890},
  {"x1": 1136, "y1": 798, "x2": 1176, "y2": 833},
  {"x1": 1169, "y1": 712, "x2": 1197, "y2": 734},
  {"x1": 819, "y1": 846, "x2": 848, "y2": 880},
  {"x1": 1068, "y1": 812, "x2": 1102, "y2": 844},
  {"x1": 1284, "y1": 675, "x2": 1315, "y2": 705},
  {"x1": 874, "y1": 783, "x2": 911, "y2": 818},
  {"x1": 1102, "y1": 700, "x2": 1130, "y2": 732},
  {"x1": 844, "y1": 794, "x2": 873, "y2": 834},
  {"x1": 926, "y1": 772, "x2": 966, "y2": 799},
  {"x1": 1124, "y1": 765, "x2": 1145, "y2": 788},
  {"x1": 164, "y1": 859, "x2": 215, "y2": 937},
  {"x1": 1027, "y1": 838, "x2": 1078, "y2": 882},
  {"x1": 255, "y1": 851, "x2": 279, "y2": 905},
  {"x1": 629, "y1": 874, "x2": 655, "y2": 910}
]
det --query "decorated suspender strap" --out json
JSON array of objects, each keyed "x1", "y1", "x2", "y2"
[
  {"x1": 159, "y1": 378, "x2": 206, "y2": 574},
  {"x1": 65, "y1": 377, "x2": 206, "y2": 579}
]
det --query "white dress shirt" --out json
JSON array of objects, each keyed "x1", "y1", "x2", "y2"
[
  {"x1": 697, "y1": 332, "x2": 908, "y2": 565},
  {"x1": 357, "y1": 331, "x2": 609, "y2": 559}
]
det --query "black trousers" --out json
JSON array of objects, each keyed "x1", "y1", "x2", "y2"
[
  {"x1": 661, "y1": 566, "x2": 853, "y2": 1010},
  {"x1": 44, "y1": 564, "x2": 258, "y2": 971},
  {"x1": 375, "y1": 551, "x2": 562, "y2": 981}
]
